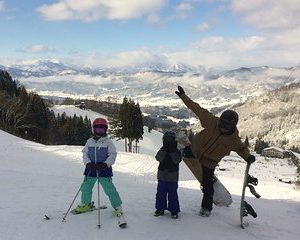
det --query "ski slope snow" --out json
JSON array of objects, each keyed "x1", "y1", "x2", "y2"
[{"x1": 0, "y1": 106, "x2": 299, "y2": 240}]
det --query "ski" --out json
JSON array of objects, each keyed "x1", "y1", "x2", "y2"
[
  {"x1": 70, "y1": 205, "x2": 108, "y2": 215},
  {"x1": 44, "y1": 205, "x2": 108, "y2": 221},
  {"x1": 240, "y1": 163, "x2": 260, "y2": 228}
]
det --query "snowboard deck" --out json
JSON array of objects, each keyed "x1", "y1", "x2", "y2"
[
  {"x1": 183, "y1": 157, "x2": 232, "y2": 207},
  {"x1": 240, "y1": 163, "x2": 260, "y2": 229}
]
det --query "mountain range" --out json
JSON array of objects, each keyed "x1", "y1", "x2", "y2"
[
  {"x1": 1, "y1": 60, "x2": 299, "y2": 149},
  {"x1": 1, "y1": 59, "x2": 299, "y2": 110}
]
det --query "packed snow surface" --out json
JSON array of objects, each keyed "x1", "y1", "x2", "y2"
[{"x1": 0, "y1": 106, "x2": 299, "y2": 240}]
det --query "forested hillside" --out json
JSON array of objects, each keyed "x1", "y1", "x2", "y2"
[
  {"x1": 235, "y1": 83, "x2": 300, "y2": 149},
  {"x1": 0, "y1": 70, "x2": 92, "y2": 145}
]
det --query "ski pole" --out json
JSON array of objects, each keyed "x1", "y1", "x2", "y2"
[
  {"x1": 62, "y1": 179, "x2": 84, "y2": 222},
  {"x1": 97, "y1": 170, "x2": 101, "y2": 228}
]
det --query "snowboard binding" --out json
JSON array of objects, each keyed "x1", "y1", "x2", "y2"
[
  {"x1": 242, "y1": 201, "x2": 257, "y2": 218},
  {"x1": 248, "y1": 184, "x2": 261, "y2": 198},
  {"x1": 246, "y1": 174, "x2": 261, "y2": 199},
  {"x1": 247, "y1": 174, "x2": 258, "y2": 185}
]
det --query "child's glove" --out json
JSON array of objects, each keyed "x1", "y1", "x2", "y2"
[
  {"x1": 95, "y1": 162, "x2": 108, "y2": 170},
  {"x1": 163, "y1": 141, "x2": 178, "y2": 153},
  {"x1": 86, "y1": 162, "x2": 108, "y2": 170},
  {"x1": 86, "y1": 162, "x2": 95, "y2": 170},
  {"x1": 183, "y1": 145, "x2": 195, "y2": 158}
]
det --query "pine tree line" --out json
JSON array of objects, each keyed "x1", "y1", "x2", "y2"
[{"x1": 0, "y1": 70, "x2": 91, "y2": 145}]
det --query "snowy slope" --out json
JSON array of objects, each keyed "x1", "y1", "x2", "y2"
[
  {"x1": 0, "y1": 111, "x2": 300, "y2": 239},
  {"x1": 50, "y1": 105, "x2": 162, "y2": 156}
]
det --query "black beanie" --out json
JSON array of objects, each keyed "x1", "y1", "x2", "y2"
[{"x1": 219, "y1": 110, "x2": 239, "y2": 133}]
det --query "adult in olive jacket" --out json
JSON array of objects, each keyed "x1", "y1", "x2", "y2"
[{"x1": 175, "y1": 85, "x2": 255, "y2": 217}]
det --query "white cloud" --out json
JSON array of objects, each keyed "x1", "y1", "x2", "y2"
[
  {"x1": 83, "y1": 50, "x2": 168, "y2": 68},
  {"x1": 0, "y1": 1, "x2": 5, "y2": 11},
  {"x1": 191, "y1": 33, "x2": 300, "y2": 68},
  {"x1": 230, "y1": 0, "x2": 300, "y2": 29},
  {"x1": 193, "y1": 36, "x2": 265, "y2": 52},
  {"x1": 147, "y1": 13, "x2": 161, "y2": 24},
  {"x1": 37, "y1": 0, "x2": 167, "y2": 22},
  {"x1": 17, "y1": 45, "x2": 57, "y2": 54},
  {"x1": 195, "y1": 22, "x2": 209, "y2": 32},
  {"x1": 174, "y1": 2, "x2": 193, "y2": 19},
  {"x1": 81, "y1": 31, "x2": 300, "y2": 69}
]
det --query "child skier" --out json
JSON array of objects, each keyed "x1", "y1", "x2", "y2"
[
  {"x1": 73, "y1": 118, "x2": 123, "y2": 217},
  {"x1": 154, "y1": 130, "x2": 182, "y2": 219}
]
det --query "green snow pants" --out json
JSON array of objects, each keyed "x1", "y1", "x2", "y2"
[{"x1": 80, "y1": 176, "x2": 122, "y2": 209}]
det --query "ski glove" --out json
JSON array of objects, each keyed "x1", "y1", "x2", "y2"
[
  {"x1": 246, "y1": 155, "x2": 256, "y2": 164},
  {"x1": 96, "y1": 162, "x2": 108, "y2": 170},
  {"x1": 86, "y1": 162, "x2": 108, "y2": 170},
  {"x1": 163, "y1": 140, "x2": 178, "y2": 153},
  {"x1": 175, "y1": 85, "x2": 185, "y2": 97}
]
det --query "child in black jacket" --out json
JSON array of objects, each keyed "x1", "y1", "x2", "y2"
[{"x1": 154, "y1": 130, "x2": 182, "y2": 219}]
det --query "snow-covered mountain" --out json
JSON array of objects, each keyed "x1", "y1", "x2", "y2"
[
  {"x1": 1, "y1": 60, "x2": 197, "y2": 77},
  {"x1": 188, "y1": 83, "x2": 300, "y2": 149},
  {"x1": 1, "y1": 60, "x2": 299, "y2": 109},
  {"x1": 0, "y1": 60, "x2": 81, "y2": 77},
  {"x1": 234, "y1": 83, "x2": 300, "y2": 148},
  {"x1": 0, "y1": 106, "x2": 299, "y2": 240}
]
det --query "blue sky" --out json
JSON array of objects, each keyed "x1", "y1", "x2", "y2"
[{"x1": 0, "y1": 0, "x2": 300, "y2": 69}]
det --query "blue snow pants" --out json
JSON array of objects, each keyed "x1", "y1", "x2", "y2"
[{"x1": 155, "y1": 180, "x2": 180, "y2": 213}]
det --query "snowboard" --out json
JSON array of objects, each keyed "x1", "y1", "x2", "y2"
[
  {"x1": 183, "y1": 157, "x2": 232, "y2": 207},
  {"x1": 240, "y1": 163, "x2": 261, "y2": 228}
]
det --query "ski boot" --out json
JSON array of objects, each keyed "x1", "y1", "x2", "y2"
[
  {"x1": 154, "y1": 209, "x2": 164, "y2": 217},
  {"x1": 114, "y1": 206, "x2": 123, "y2": 217},
  {"x1": 199, "y1": 208, "x2": 211, "y2": 217},
  {"x1": 72, "y1": 202, "x2": 95, "y2": 214}
]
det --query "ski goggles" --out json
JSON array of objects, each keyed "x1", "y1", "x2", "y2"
[{"x1": 93, "y1": 125, "x2": 107, "y2": 136}]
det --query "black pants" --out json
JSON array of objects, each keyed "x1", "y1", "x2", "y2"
[{"x1": 201, "y1": 165, "x2": 215, "y2": 211}]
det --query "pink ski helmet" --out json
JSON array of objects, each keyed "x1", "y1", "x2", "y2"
[
  {"x1": 92, "y1": 118, "x2": 108, "y2": 137},
  {"x1": 92, "y1": 118, "x2": 108, "y2": 127}
]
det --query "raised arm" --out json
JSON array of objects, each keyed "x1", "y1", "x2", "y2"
[{"x1": 175, "y1": 85, "x2": 217, "y2": 129}]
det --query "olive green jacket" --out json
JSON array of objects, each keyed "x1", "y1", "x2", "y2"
[{"x1": 180, "y1": 94, "x2": 250, "y2": 169}]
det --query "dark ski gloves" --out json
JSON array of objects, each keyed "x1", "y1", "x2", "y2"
[
  {"x1": 175, "y1": 85, "x2": 185, "y2": 97},
  {"x1": 86, "y1": 162, "x2": 108, "y2": 170},
  {"x1": 182, "y1": 145, "x2": 195, "y2": 158},
  {"x1": 246, "y1": 155, "x2": 256, "y2": 164},
  {"x1": 163, "y1": 141, "x2": 178, "y2": 153}
]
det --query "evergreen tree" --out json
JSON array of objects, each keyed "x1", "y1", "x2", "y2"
[
  {"x1": 254, "y1": 138, "x2": 269, "y2": 154},
  {"x1": 110, "y1": 96, "x2": 144, "y2": 152},
  {"x1": 132, "y1": 102, "x2": 144, "y2": 152}
]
